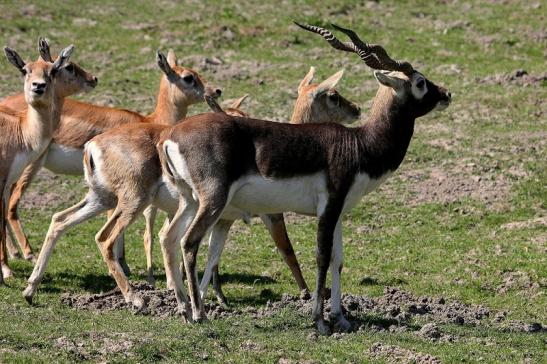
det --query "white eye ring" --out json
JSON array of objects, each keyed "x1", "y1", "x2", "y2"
[{"x1": 416, "y1": 79, "x2": 425, "y2": 88}]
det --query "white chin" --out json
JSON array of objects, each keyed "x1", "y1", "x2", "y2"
[{"x1": 434, "y1": 102, "x2": 449, "y2": 111}]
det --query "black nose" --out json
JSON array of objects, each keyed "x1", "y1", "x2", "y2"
[
  {"x1": 215, "y1": 88, "x2": 222, "y2": 96},
  {"x1": 93, "y1": 76, "x2": 98, "y2": 84},
  {"x1": 32, "y1": 82, "x2": 46, "y2": 89}
]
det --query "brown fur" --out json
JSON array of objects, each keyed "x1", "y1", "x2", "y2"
[
  {"x1": 158, "y1": 69, "x2": 451, "y2": 327},
  {"x1": 1, "y1": 50, "x2": 216, "y2": 263},
  {"x1": 1, "y1": 44, "x2": 94, "y2": 281}
]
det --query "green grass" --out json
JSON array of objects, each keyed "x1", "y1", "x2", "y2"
[{"x1": 0, "y1": 0, "x2": 546, "y2": 362}]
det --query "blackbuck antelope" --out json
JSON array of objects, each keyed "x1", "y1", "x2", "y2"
[
  {"x1": 156, "y1": 23, "x2": 451, "y2": 333},
  {"x1": 22, "y1": 50, "x2": 219, "y2": 301},
  {"x1": 1, "y1": 40, "x2": 96, "y2": 283},
  {"x1": 197, "y1": 68, "x2": 361, "y2": 304},
  {"x1": 2, "y1": 44, "x2": 219, "y2": 283},
  {"x1": 23, "y1": 65, "x2": 361, "y2": 310}
]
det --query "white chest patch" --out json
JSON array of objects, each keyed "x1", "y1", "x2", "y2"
[
  {"x1": 229, "y1": 172, "x2": 328, "y2": 216},
  {"x1": 5, "y1": 153, "x2": 33, "y2": 194},
  {"x1": 343, "y1": 172, "x2": 392, "y2": 212},
  {"x1": 44, "y1": 143, "x2": 84, "y2": 175}
]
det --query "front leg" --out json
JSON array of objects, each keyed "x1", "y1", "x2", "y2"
[
  {"x1": 313, "y1": 195, "x2": 345, "y2": 335},
  {"x1": 330, "y1": 220, "x2": 350, "y2": 332}
]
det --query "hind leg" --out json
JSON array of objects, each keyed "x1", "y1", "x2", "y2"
[
  {"x1": 95, "y1": 204, "x2": 145, "y2": 309},
  {"x1": 23, "y1": 192, "x2": 110, "y2": 303},
  {"x1": 108, "y1": 209, "x2": 131, "y2": 276},
  {"x1": 159, "y1": 198, "x2": 197, "y2": 319},
  {"x1": 200, "y1": 219, "x2": 233, "y2": 306},
  {"x1": 143, "y1": 205, "x2": 157, "y2": 285},
  {"x1": 181, "y1": 194, "x2": 228, "y2": 322},
  {"x1": 261, "y1": 214, "x2": 309, "y2": 297}
]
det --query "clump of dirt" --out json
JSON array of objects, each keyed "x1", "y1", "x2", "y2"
[
  {"x1": 496, "y1": 271, "x2": 541, "y2": 295},
  {"x1": 61, "y1": 282, "x2": 239, "y2": 319},
  {"x1": 54, "y1": 332, "x2": 136, "y2": 360},
  {"x1": 368, "y1": 342, "x2": 441, "y2": 364},
  {"x1": 477, "y1": 69, "x2": 547, "y2": 86},
  {"x1": 392, "y1": 167, "x2": 511, "y2": 207}
]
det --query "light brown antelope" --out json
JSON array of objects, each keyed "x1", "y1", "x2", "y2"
[
  {"x1": 2, "y1": 39, "x2": 97, "y2": 262},
  {"x1": 22, "y1": 50, "x2": 219, "y2": 301},
  {"x1": 22, "y1": 67, "x2": 361, "y2": 309},
  {"x1": 156, "y1": 23, "x2": 451, "y2": 333},
  {"x1": 2, "y1": 44, "x2": 220, "y2": 282},
  {"x1": 1, "y1": 40, "x2": 95, "y2": 283}
]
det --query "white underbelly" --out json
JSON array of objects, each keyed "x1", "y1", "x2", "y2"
[
  {"x1": 44, "y1": 143, "x2": 84, "y2": 175},
  {"x1": 153, "y1": 179, "x2": 180, "y2": 216},
  {"x1": 229, "y1": 173, "x2": 327, "y2": 216},
  {"x1": 153, "y1": 179, "x2": 251, "y2": 222}
]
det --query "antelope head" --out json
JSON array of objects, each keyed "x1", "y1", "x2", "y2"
[
  {"x1": 5, "y1": 43, "x2": 75, "y2": 107},
  {"x1": 295, "y1": 23, "x2": 451, "y2": 118},
  {"x1": 293, "y1": 66, "x2": 361, "y2": 124},
  {"x1": 156, "y1": 50, "x2": 222, "y2": 107},
  {"x1": 37, "y1": 38, "x2": 98, "y2": 95}
]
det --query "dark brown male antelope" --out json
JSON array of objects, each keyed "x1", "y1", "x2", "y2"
[{"x1": 157, "y1": 23, "x2": 451, "y2": 334}]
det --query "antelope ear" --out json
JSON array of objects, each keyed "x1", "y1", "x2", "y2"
[
  {"x1": 314, "y1": 69, "x2": 344, "y2": 96},
  {"x1": 298, "y1": 66, "x2": 315, "y2": 94},
  {"x1": 156, "y1": 50, "x2": 177, "y2": 79},
  {"x1": 167, "y1": 49, "x2": 178, "y2": 67},
  {"x1": 374, "y1": 71, "x2": 404, "y2": 91},
  {"x1": 52, "y1": 44, "x2": 74, "y2": 71},
  {"x1": 230, "y1": 94, "x2": 249, "y2": 109},
  {"x1": 38, "y1": 37, "x2": 53, "y2": 62},
  {"x1": 4, "y1": 47, "x2": 26, "y2": 74}
]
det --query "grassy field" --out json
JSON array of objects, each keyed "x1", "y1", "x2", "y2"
[{"x1": 0, "y1": 0, "x2": 545, "y2": 362}]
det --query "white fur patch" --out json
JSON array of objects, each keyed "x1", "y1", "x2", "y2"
[
  {"x1": 410, "y1": 72, "x2": 428, "y2": 100},
  {"x1": 229, "y1": 172, "x2": 328, "y2": 216},
  {"x1": 163, "y1": 139, "x2": 198, "y2": 200},
  {"x1": 44, "y1": 143, "x2": 84, "y2": 175},
  {"x1": 83, "y1": 141, "x2": 106, "y2": 188},
  {"x1": 343, "y1": 172, "x2": 392, "y2": 212}
]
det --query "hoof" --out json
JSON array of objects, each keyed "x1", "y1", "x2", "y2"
[
  {"x1": 300, "y1": 289, "x2": 311, "y2": 300},
  {"x1": 147, "y1": 275, "x2": 156, "y2": 287},
  {"x1": 24, "y1": 254, "x2": 37, "y2": 264},
  {"x1": 131, "y1": 295, "x2": 145, "y2": 310},
  {"x1": 176, "y1": 303, "x2": 192, "y2": 322},
  {"x1": 333, "y1": 316, "x2": 352, "y2": 333},
  {"x1": 192, "y1": 311, "x2": 208, "y2": 323},
  {"x1": 1, "y1": 264, "x2": 13, "y2": 279},
  {"x1": 316, "y1": 319, "x2": 331, "y2": 336},
  {"x1": 23, "y1": 286, "x2": 35, "y2": 304}
]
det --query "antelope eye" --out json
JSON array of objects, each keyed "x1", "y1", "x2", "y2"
[
  {"x1": 328, "y1": 92, "x2": 339, "y2": 101},
  {"x1": 64, "y1": 64, "x2": 74, "y2": 72},
  {"x1": 416, "y1": 79, "x2": 425, "y2": 88},
  {"x1": 183, "y1": 74, "x2": 194, "y2": 83}
]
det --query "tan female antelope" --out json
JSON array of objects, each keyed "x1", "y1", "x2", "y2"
[
  {"x1": 23, "y1": 66, "x2": 361, "y2": 310},
  {"x1": 22, "y1": 50, "x2": 219, "y2": 301},
  {"x1": 156, "y1": 23, "x2": 451, "y2": 333},
  {"x1": 2, "y1": 44, "x2": 219, "y2": 282},
  {"x1": 1, "y1": 40, "x2": 96, "y2": 283}
]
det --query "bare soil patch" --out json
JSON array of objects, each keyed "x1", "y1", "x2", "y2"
[
  {"x1": 61, "y1": 284, "x2": 544, "y2": 335},
  {"x1": 368, "y1": 342, "x2": 441, "y2": 364},
  {"x1": 54, "y1": 332, "x2": 137, "y2": 360},
  {"x1": 477, "y1": 69, "x2": 547, "y2": 87}
]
